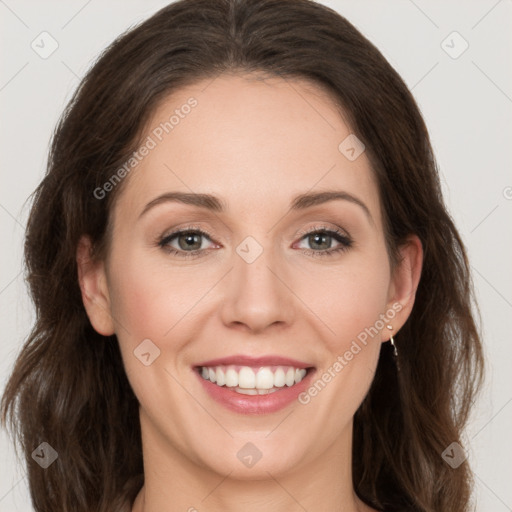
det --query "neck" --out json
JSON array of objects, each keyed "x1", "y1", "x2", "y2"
[{"x1": 131, "y1": 410, "x2": 375, "y2": 512}]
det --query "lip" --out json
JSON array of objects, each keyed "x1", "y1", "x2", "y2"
[
  {"x1": 193, "y1": 356, "x2": 316, "y2": 415},
  {"x1": 194, "y1": 354, "x2": 313, "y2": 369}
]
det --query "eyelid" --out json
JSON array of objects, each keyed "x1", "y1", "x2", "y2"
[
  {"x1": 159, "y1": 223, "x2": 216, "y2": 242},
  {"x1": 292, "y1": 223, "x2": 353, "y2": 253},
  {"x1": 158, "y1": 223, "x2": 350, "y2": 244},
  {"x1": 294, "y1": 223, "x2": 351, "y2": 239},
  {"x1": 157, "y1": 222, "x2": 353, "y2": 258}
]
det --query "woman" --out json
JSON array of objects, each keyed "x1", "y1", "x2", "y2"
[{"x1": 1, "y1": 0, "x2": 485, "y2": 511}]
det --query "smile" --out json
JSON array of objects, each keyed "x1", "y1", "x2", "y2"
[
  {"x1": 193, "y1": 355, "x2": 316, "y2": 414},
  {"x1": 198, "y1": 365, "x2": 309, "y2": 395}
]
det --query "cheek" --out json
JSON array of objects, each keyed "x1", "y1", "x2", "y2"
[
  {"x1": 294, "y1": 255, "x2": 391, "y2": 353},
  {"x1": 340, "y1": 268, "x2": 389, "y2": 340},
  {"x1": 107, "y1": 249, "x2": 206, "y2": 342},
  {"x1": 105, "y1": 251, "x2": 205, "y2": 423},
  {"x1": 296, "y1": 263, "x2": 390, "y2": 417}
]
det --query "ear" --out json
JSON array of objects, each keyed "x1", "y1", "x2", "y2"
[
  {"x1": 384, "y1": 234, "x2": 423, "y2": 341},
  {"x1": 76, "y1": 235, "x2": 115, "y2": 336}
]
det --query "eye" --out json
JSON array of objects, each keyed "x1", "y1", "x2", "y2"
[
  {"x1": 156, "y1": 224, "x2": 353, "y2": 259},
  {"x1": 294, "y1": 225, "x2": 353, "y2": 257},
  {"x1": 157, "y1": 226, "x2": 216, "y2": 258}
]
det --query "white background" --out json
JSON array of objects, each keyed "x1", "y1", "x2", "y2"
[{"x1": 1, "y1": 1, "x2": 511, "y2": 511}]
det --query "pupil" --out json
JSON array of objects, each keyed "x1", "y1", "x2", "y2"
[
  {"x1": 311, "y1": 233, "x2": 329, "y2": 250},
  {"x1": 180, "y1": 232, "x2": 200, "y2": 250}
]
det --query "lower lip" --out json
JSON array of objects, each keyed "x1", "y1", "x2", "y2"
[{"x1": 194, "y1": 367, "x2": 316, "y2": 415}]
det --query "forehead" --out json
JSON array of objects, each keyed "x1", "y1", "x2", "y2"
[{"x1": 115, "y1": 72, "x2": 379, "y2": 221}]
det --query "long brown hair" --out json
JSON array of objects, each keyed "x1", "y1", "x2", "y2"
[{"x1": 1, "y1": 1, "x2": 485, "y2": 511}]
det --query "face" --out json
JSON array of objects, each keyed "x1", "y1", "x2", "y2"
[{"x1": 78, "y1": 73, "x2": 421, "y2": 482}]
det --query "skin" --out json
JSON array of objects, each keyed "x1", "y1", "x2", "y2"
[{"x1": 77, "y1": 73, "x2": 422, "y2": 512}]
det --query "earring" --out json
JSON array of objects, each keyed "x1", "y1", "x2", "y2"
[{"x1": 386, "y1": 325, "x2": 400, "y2": 370}]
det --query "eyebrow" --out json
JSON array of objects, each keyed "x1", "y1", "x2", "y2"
[{"x1": 139, "y1": 190, "x2": 373, "y2": 223}]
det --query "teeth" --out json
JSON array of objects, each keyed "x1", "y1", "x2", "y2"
[
  {"x1": 199, "y1": 365, "x2": 308, "y2": 391},
  {"x1": 255, "y1": 367, "x2": 274, "y2": 389},
  {"x1": 215, "y1": 367, "x2": 225, "y2": 386},
  {"x1": 239, "y1": 367, "x2": 256, "y2": 388},
  {"x1": 233, "y1": 387, "x2": 279, "y2": 395},
  {"x1": 225, "y1": 367, "x2": 238, "y2": 387},
  {"x1": 285, "y1": 368, "x2": 295, "y2": 386},
  {"x1": 274, "y1": 368, "x2": 285, "y2": 387}
]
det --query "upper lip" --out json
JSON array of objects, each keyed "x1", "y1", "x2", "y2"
[{"x1": 195, "y1": 355, "x2": 314, "y2": 369}]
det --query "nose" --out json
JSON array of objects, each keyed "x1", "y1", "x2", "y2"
[{"x1": 219, "y1": 238, "x2": 296, "y2": 334}]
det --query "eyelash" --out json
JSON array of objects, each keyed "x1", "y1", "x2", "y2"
[{"x1": 157, "y1": 224, "x2": 353, "y2": 259}]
